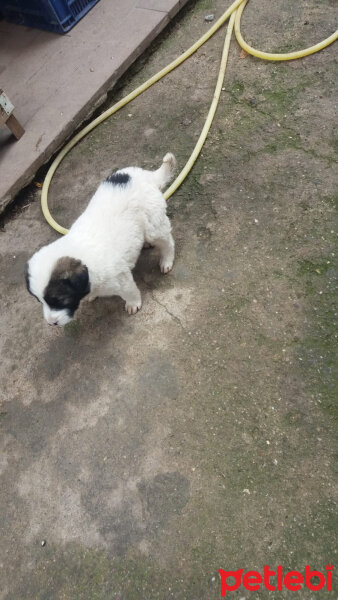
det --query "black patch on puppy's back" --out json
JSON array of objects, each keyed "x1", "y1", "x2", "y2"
[
  {"x1": 106, "y1": 172, "x2": 130, "y2": 186},
  {"x1": 44, "y1": 257, "x2": 90, "y2": 315}
]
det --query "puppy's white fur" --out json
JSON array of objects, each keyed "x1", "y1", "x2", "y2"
[{"x1": 27, "y1": 153, "x2": 176, "y2": 326}]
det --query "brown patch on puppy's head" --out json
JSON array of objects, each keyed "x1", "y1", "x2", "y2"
[
  {"x1": 43, "y1": 257, "x2": 90, "y2": 318},
  {"x1": 50, "y1": 257, "x2": 87, "y2": 280}
]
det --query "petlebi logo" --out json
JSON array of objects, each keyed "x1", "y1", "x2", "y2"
[{"x1": 218, "y1": 564, "x2": 333, "y2": 596}]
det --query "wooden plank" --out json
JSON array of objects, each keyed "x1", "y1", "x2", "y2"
[
  {"x1": 0, "y1": 108, "x2": 8, "y2": 128},
  {"x1": 0, "y1": 0, "x2": 190, "y2": 212},
  {"x1": 6, "y1": 114, "x2": 25, "y2": 140}
]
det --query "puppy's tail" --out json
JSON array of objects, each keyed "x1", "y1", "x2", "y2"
[{"x1": 152, "y1": 153, "x2": 176, "y2": 190}]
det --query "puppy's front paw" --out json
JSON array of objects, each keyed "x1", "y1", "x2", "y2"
[
  {"x1": 125, "y1": 301, "x2": 142, "y2": 315},
  {"x1": 160, "y1": 260, "x2": 173, "y2": 274}
]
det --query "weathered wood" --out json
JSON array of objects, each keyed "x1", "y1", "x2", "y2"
[
  {"x1": 6, "y1": 113, "x2": 25, "y2": 140},
  {"x1": 0, "y1": 108, "x2": 8, "y2": 127},
  {"x1": 0, "y1": 0, "x2": 190, "y2": 214},
  {"x1": 0, "y1": 89, "x2": 25, "y2": 139}
]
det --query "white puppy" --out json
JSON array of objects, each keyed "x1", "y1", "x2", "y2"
[{"x1": 26, "y1": 153, "x2": 176, "y2": 326}]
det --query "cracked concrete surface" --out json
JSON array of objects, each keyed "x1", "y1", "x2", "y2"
[{"x1": 0, "y1": 0, "x2": 337, "y2": 598}]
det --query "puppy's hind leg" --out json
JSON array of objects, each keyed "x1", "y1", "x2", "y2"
[
  {"x1": 155, "y1": 232, "x2": 175, "y2": 274},
  {"x1": 152, "y1": 153, "x2": 176, "y2": 190},
  {"x1": 119, "y1": 270, "x2": 142, "y2": 315}
]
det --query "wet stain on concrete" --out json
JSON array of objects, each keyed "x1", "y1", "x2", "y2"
[
  {"x1": 138, "y1": 354, "x2": 179, "y2": 401},
  {"x1": 138, "y1": 471, "x2": 190, "y2": 525}
]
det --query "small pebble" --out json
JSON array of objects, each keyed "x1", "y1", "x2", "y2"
[
  {"x1": 205, "y1": 14, "x2": 215, "y2": 22},
  {"x1": 41, "y1": 540, "x2": 46, "y2": 547}
]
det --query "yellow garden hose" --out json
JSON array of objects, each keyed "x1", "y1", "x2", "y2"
[
  {"x1": 41, "y1": 0, "x2": 338, "y2": 234},
  {"x1": 234, "y1": 0, "x2": 338, "y2": 61}
]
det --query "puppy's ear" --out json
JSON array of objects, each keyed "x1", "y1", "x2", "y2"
[
  {"x1": 68, "y1": 262, "x2": 90, "y2": 298},
  {"x1": 24, "y1": 263, "x2": 30, "y2": 292},
  {"x1": 49, "y1": 257, "x2": 90, "y2": 302},
  {"x1": 24, "y1": 262, "x2": 39, "y2": 301}
]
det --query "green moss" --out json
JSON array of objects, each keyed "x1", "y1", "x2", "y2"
[
  {"x1": 263, "y1": 86, "x2": 301, "y2": 111},
  {"x1": 251, "y1": 74, "x2": 312, "y2": 114},
  {"x1": 320, "y1": 193, "x2": 338, "y2": 210},
  {"x1": 193, "y1": 0, "x2": 214, "y2": 10},
  {"x1": 298, "y1": 259, "x2": 331, "y2": 277},
  {"x1": 296, "y1": 257, "x2": 337, "y2": 421},
  {"x1": 64, "y1": 320, "x2": 81, "y2": 337},
  {"x1": 229, "y1": 79, "x2": 245, "y2": 97}
]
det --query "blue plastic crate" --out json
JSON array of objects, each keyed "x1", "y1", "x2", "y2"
[{"x1": 0, "y1": 0, "x2": 100, "y2": 33}]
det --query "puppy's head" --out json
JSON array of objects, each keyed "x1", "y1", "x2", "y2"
[{"x1": 26, "y1": 256, "x2": 90, "y2": 326}]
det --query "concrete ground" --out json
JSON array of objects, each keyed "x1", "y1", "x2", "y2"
[
  {"x1": 0, "y1": 0, "x2": 189, "y2": 212},
  {"x1": 0, "y1": 0, "x2": 337, "y2": 598}
]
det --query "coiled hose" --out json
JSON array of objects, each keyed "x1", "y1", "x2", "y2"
[{"x1": 41, "y1": 0, "x2": 338, "y2": 234}]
